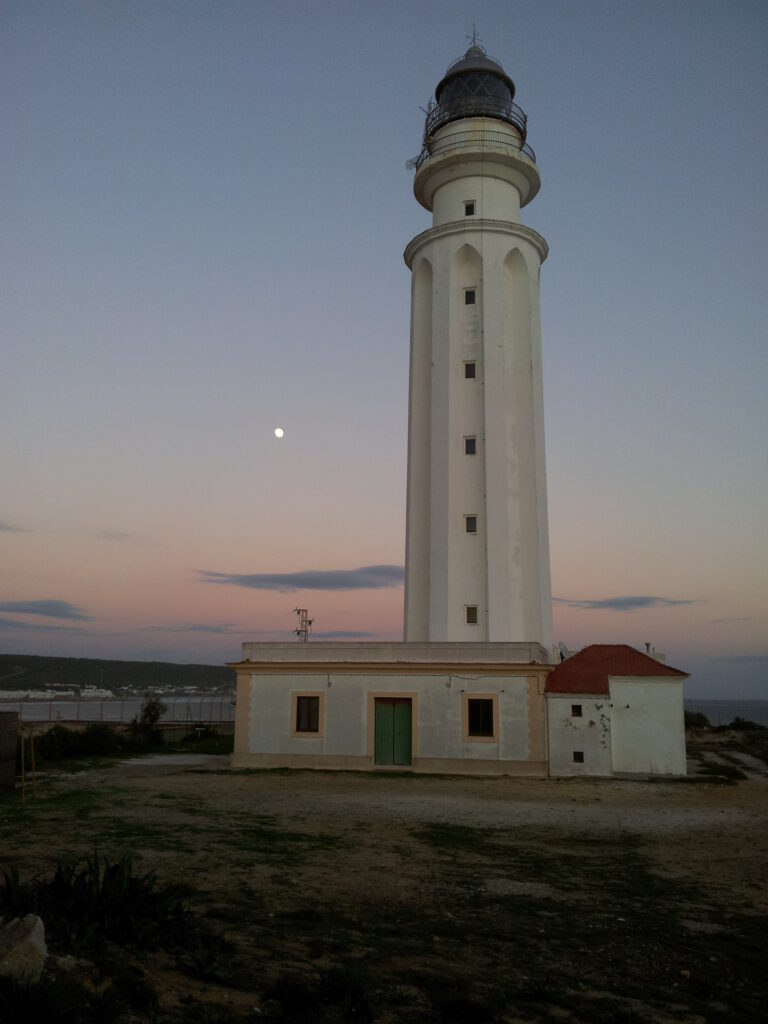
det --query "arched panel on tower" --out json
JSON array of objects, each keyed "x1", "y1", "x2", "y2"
[
  {"x1": 449, "y1": 242, "x2": 483, "y2": 367},
  {"x1": 481, "y1": 248, "x2": 533, "y2": 641},
  {"x1": 501, "y1": 247, "x2": 544, "y2": 641},
  {"x1": 404, "y1": 257, "x2": 433, "y2": 640},
  {"x1": 503, "y1": 248, "x2": 532, "y2": 382}
]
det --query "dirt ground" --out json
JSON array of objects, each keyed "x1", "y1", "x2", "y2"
[{"x1": 2, "y1": 754, "x2": 767, "y2": 1023}]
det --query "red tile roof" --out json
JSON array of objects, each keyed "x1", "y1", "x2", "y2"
[{"x1": 545, "y1": 644, "x2": 688, "y2": 695}]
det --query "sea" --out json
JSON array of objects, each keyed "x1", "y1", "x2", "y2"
[{"x1": 684, "y1": 699, "x2": 768, "y2": 728}]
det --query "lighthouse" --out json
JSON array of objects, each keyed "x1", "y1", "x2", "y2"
[
  {"x1": 230, "y1": 41, "x2": 690, "y2": 778},
  {"x1": 403, "y1": 44, "x2": 554, "y2": 653}
]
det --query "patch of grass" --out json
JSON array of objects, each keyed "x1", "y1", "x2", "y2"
[
  {"x1": 0, "y1": 972, "x2": 128, "y2": 1024},
  {"x1": 697, "y1": 762, "x2": 747, "y2": 782},
  {"x1": 410, "y1": 821, "x2": 510, "y2": 857},
  {"x1": 24, "y1": 723, "x2": 166, "y2": 769},
  {"x1": 89, "y1": 814, "x2": 204, "y2": 850},
  {"x1": 714, "y1": 749, "x2": 757, "y2": 772},
  {"x1": 175, "y1": 733, "x2": 234, "y2": 755},
  {"x1": 177, "y1": 930, "x2": 238, "y2": 984},
  {"x1": 646, "y1": 773, "x2": 736, "y2": 785},
  {"x1": 179, "y1": 998, "x2": 240, "y2": 1024},
  {"x1": 424, "y1": 977, "x2": 506, "y2": 1023},
  {"x1": 0, "y1": 852, "x2": 193, "y2": 955},
  {"x1": 225, "y1": 811, "x2": 347, "y2": 863},
  {"x1": 268, "y1": 964, "x2": 375, "y2": 1023},
  {"x1": 735, "y1": 727, "x2": 768, "y2": 765},
  {"x1": 167, "y1": 725, "x2": 235, "y2": 755}
]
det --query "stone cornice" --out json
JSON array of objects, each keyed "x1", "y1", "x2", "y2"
[
  {"x1": 230, "y1": 660, "x2": 552, "y2": 677},
  {"x1": 404, "y1": 219, "x2": 548, "y2": 268}
]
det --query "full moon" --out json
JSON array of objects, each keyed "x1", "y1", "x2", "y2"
[{"x1": 274, "y1": 427, "x2": 284, "y2": 438}]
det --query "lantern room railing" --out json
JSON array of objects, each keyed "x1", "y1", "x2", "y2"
[
  {"x1": 409, "y1": 127, "x2": 536, "y2": 173},
  {"x1": 425, "y1": 93, "x2": 528, "y2": 141}
]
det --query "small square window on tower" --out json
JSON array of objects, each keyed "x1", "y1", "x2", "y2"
[
  {"x1": 573, "y1": 751, "x2": 585, "y2": 764},
  {"x1": 465, "y1": 605, "x2": 478, "y2": 625},
  {"x1": 464, "y1": 288, "x2": 476, "y2": 305},
  {"x1": 571, "y1": 704, "x2": 583, "y2": 717},
  {"x1": 464, "y1": 436, "x2": 477, "y2": 455},
  {"x1": 465, "y1": 515, "x2": 477, "y2": 534},
  {"x1": 464, "y1": 361, "x2": 476, "y2": 379},
  {"x1": 464, "y1": 201, "x2": 475, "y2": 216}
]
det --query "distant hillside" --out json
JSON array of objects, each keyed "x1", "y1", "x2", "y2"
[{"x1": 0, "y1": 653, "x2": 235, "y2": 695}]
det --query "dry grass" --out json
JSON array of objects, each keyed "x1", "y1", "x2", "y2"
[{"x1": 1, "y1": 753, "x2": 767, "y2": 1023}]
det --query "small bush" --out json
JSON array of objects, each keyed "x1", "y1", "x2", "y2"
[
  {"x1": 270, "y1": 965, "x2": 374, "y2": 1023},
  {"x1": 135, "y1": 694, "x2": 167, "y2": 730},
  {"x1": 684, "y1": 710, "x2": 710, "y2": 729},
  {"x1": 79, "y1": 723, "x2": 122, "y2": 756},
  {"x1": 0, "y1": 853, "x2": 191, "y2": 956},
  {"x1": 23, "y1": 724, "x2": 123, "y2": 766},
  {"x1": 129, "y1": 694, "x2": 168, "y2": 747},
  {"x1": 32, "y1": 725, "x2": 83, "y2": 763},
  {"x1": 698, "y1": 763, "x2": 747, "y2": 783},
  {"x1": 0, "y1": 974, "x2": 91, "y2": 1024},
  {"x1": 728, "y1": 716, "x2": 761, "y2": 731}
]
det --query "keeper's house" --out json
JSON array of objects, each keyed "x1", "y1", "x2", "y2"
[
  {"x1": 545, "y1": 644, "x2": 688, "y2": 778},
  {"x1": 231, "y1": 641, "x2": 550, "y2": 775},
  {"x1": 230, "y1": 641, "x2": 688, "y2": 777}
]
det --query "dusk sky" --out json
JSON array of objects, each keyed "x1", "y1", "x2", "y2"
[{"x1": 2, "y1": 1, "x2": 766, "y2": 698}]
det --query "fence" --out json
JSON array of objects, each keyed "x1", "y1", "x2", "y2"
[{"x1": 0, "y1": 698, "x2": 236, "y2": 726}]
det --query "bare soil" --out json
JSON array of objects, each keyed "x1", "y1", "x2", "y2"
[{"x1": 2, "y1": 749, "x2": 767, "y2": 1023}]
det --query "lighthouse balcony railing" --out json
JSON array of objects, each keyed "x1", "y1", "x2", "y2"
[
  {"x1": 410, "y1": 128, "x2": 536, "y2": 172},
  {"x1": 424, "y1": 94, "x2": 528, "y2": 140}
]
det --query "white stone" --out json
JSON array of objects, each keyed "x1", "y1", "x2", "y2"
[{"x1": 0, "y1": 914, "x2": 47, "y2": 983}]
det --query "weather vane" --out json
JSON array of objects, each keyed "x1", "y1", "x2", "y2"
[{"x1": 467, "y1": 24, "x2": 483, "y2": 48}]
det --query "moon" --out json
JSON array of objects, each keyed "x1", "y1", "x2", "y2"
[{"x1": 274, "y1": 427, "x2": 284, "y2": 438}]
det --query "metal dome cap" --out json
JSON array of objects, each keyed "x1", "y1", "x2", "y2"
[{"x1": 435, "y1": 44, "x2": 516, "y2": 104}]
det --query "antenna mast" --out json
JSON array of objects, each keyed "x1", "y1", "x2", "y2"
[{"x1": 293, "y1": 608, "x2": 314, "y2": 642}]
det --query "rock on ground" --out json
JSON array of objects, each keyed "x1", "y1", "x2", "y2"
[{"x1": 0, "y1": 914, "x2": 47, "y2": 982}]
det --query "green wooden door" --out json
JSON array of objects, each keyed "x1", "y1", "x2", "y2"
[{"x1": 374, "y1": 698, "x2": 412, "y2": 765}]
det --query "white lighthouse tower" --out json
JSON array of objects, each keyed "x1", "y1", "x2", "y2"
[{"x1": 404, "y1": 44, "x2": 554, "y2": 653}]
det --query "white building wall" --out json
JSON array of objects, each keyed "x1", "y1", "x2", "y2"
[
  {"x1": 609, "y1": 678, "x2": 687, "y2": 775},
  {"x1": 546, "y1": 695, "x2": 612, "y2": 777},
  {"x1": 238, "y1": 664, "x2": 545, "y2": 770}
]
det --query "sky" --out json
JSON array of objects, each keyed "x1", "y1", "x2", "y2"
[{"x1": 2, "y1": 1, "x2": 766, "y2": 698}]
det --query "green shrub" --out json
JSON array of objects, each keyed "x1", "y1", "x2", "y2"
[
  {"x1": 129, "y1": 694, "x2": 168, "y2": 747},
  {"x1": 32, "y1": 725, "x2": 83, "y2": 763},
  {"x1": 684, "y1": 710, "x2": 710, "y2": 729},
  {"x1": 728, "y1": 716, "x2": 761, "y2": 731},
  {"x1": 0, "y1": 853, "x2": 191, "y2": 956},
  {"x1": 79, "y1": 723, "x2": 121, "y2": 756},
  {"x1": 0, "y1": 973, "x2": 98, "y2": 1024},
  {"x1": 24, "y1": 724, "x2": 123, "y2": 765}
]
